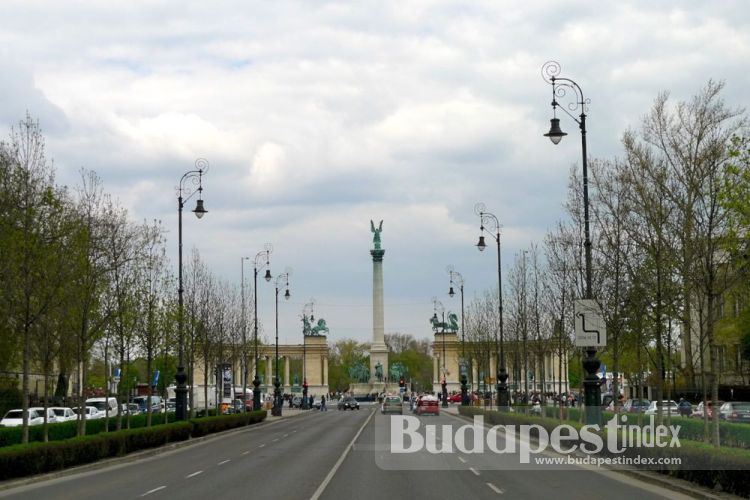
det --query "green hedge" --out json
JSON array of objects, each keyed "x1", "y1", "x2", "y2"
[
  {"x1": 538, "y1": 405, "x2": 750, "y2": 449},
  {"x1": 0, "y1": 422, "x2": 192, "y2": 481},
  {"x1": 0, "y1": 411, "x2": 180, "y2": 448},
  {"x1": 459, "y1": 406, "x2": 750, "y2": 497},
  {"x1": 189, "y1": 410, "x2": 266, "y2": 438},
  {"x1": 0, "y1": 411, "x2": 267, "y2": 481}
]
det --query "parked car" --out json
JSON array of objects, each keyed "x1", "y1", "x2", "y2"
[
  {"x1": 644, "y1": 400, "x2": 679, "y2": 416},
  {"x1": 337, "y1": 397, "x2": 360, "y2": 410},
  {"x1": 73, "y1": 406, "x2": 103, "y2": 420},
  {"x1": 719, "y1": 402, "x2": 750, "y2": 423},
  {"x1": 121, "y1": 403, "x2": 140, "y2": 415},
  {"x1": 415, "y1": 395, "x2": 440, "y2": 416},
  {"x1": 1, "y1": 408, "x2": 55, "y2": 427},
  {"x1": 291, "y1": 396, "x2": 303, "y2": 408},
  {"x1": 622, "y1": 399, "x2": 651, "y2": 413},
  {"x1": 312, "y1": 398, "x2": 323, "y2": 410},
  {"x1": 692, "y1": 401, "x2": 724, "y2": 419},
  {"x1": 29, "y1": 407, "x2": 58, "y2": 423},
  {"x1": 50, "y1": 407, "x2": 77, "y2": 422},
  {"x1": 132, "y1": 396, "x2": 162, "y2": 413},
  {"x1": 381, "y1": 395, "x2": 403, "y2": 414},
  {"x1": 85, "y1": 397, "x2": 119, "y2": 417}
]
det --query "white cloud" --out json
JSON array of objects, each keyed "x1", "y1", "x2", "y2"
[{"x1": 1, "y1": 0, "x2": 748, "y2": 343}]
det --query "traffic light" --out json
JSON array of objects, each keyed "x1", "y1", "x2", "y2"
[{"x1": 399, "y1": 377, "x2": 405, "y2": 388}]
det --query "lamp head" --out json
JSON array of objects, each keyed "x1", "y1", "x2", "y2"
[
  {"x1": 193, "y1": 198, "x2": 207, "y2": 219},
  {"x1": 476, "y1": 235, "x2": 486, "y2": 252},
  {"x1": 284, "y1": 289, "x2": 290, "y2": 300},
  {"x1": 448, "y1": 286, "x2": 455, "y2": 298},
  {"x1": 264, "y1": 269, "x2": 272, "y2": 282},
  {"x1": 544, "y1": 117, "x2": 567, "y2": 145}
]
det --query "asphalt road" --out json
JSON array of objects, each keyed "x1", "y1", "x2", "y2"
[{"x1": 0, "y1": 405, "x2": 694, "y2": 500}]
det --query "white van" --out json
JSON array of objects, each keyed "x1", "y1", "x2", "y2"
[{"x1": 85, "y1": 397, "x2": 119, "y2": 417}]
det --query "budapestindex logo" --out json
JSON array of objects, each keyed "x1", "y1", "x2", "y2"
[{"x1": 389, "y1": 415, "x2": 681, "y2": 464}]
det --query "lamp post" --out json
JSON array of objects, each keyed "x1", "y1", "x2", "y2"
[
  {"x1": 301, "y1": 299, "x2": 315, "y2": 409},
  {"x1": 175, "y1": 158, "x2": 209, "y2": 421},
  {"x1": 252, "y1": 244, "x2": 273, "y2": 411},
  {"x1": 447, "y1": 266, "x2": 468, "y2": 406},
  {"x1": 272, "y1": 270, "x2": 291, "y2": 416},
  {"x1": 240, "y1": 256, "x2": 250, "y2": 412},
  {"x1": 542, "y1": 60, "x2": 600, "y2": 425},
  {"x1": 432, "y1": 297, "x2": 449, "y2": 408},
  {"x1": 475, "y1": 202, "x2": 508, "y2": 411}
]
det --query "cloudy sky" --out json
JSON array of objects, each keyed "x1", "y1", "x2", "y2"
[{"x1": 1, "y1": 1, "x2": 748, "y2": 345}]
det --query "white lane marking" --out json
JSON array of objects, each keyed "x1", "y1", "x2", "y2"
[
  {"x1": 458, "y1": 456, "x2": 467, "y2": 463},
  {"x1": 283, "y1": 433, "x2": 289, "y2": 438},
  {"x1": 140, "y1": 486, "x2": 166, "y2": 497},
  {"x1": 272, "y1": 438, "x2": 279, "y2": 442},
  {"x1": 311, "y1": 410, "x2": 375, "y2": 500},
  {"x1": 258, "y1": 444, "x2": 266, "y2": 448},
  {"x1": 218, "y1": 459, "x2": 230, "y2": 465},
  {"x1": 242, "y1": 451, "x2": 250, "y2": 455},
  {"x1": 469, "y1": 467, "x2": 480, "y2": 476},
  {"x1": 186, "y1": 470, "x2": 203, "y2": 478},
  {"x1": 487, "y1": 483, "x2": 504, "y2": 494}
]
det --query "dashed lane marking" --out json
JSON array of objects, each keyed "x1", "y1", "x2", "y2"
[
  {"x1": 272, "y1": 438, "x2": 279, "y2": 442},
  {"x1": 218, "y1": 460, "x2": 230, "y2": 466},
  {"x1": 458, "y1": 457, "x2": 467, "y2": 463},
  {"x1": 470, "y1": 467, "x2": 480, "y2": 476},
  {"x1": 186, "y1": 471, "x2": 203, "y2": 478},
  {"x1": 487, "y1": 483, "x2": 504, "y2": 494},
  {"x1": 140, "y1": 486, "x2": 166, "y2": 497},
  {"x1": 242, "y1": 451, "x2": 250, "y2": 455},
  {"x1": 258, "y1": 444, "x2": 266, "y2": 448}
]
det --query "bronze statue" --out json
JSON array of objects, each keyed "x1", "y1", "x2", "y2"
[{"x1": 370, "y1": 220, "x2": 383, "y2": 250}]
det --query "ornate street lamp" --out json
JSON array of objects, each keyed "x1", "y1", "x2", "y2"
[
  {"x1": 175, "y1": 158, "x2": 209, "y2": 421},
  {"x1": 475, "y1": 202, "x2": 509, "y2": 411},
  {"x1": 252, "y1": 244, "x2": 273, "y2": 411},
  {"x1": 240, "y1": 256, "x2": 251, "y2": 412},
  {"x1": 447, "y1": 266, "x2": 469, "y2": 406},
  {"x1": 542, "y1": 60, "x2": 601, "y2": 425},
  {"x1": 272, "y1": 270, "x2": 291, "y2": 416}
]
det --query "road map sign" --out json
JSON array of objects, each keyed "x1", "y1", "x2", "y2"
[{"x1": 574, "y1": 299, "x2": 606, "y2": 347}]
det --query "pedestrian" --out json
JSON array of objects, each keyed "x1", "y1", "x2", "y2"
[{"x1": 320, "y1": 395, "x2": 327, "y2": 411}]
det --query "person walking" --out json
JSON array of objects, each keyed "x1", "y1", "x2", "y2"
[{"x1": 320, "y1": 395, "x2": 327, "y2": 412}]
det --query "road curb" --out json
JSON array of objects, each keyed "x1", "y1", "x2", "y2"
[
  {"x1": 0, "y1": 409, "x2": 317, "y2": 491},
  {"x1": 446, "y1": 408, "x2": 738, "y2": 500}
]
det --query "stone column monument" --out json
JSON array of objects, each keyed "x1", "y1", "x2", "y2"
[{"x1": 369, "y1": 220, "x2": 388, "y2": 392}]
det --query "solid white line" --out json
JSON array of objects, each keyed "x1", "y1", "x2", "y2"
[
  {"x1": 458, "y1": 456, "x2": 467, "y2": 464},
  {"x1": 186, "y1": 470, "x2": 203, "y2": 478},
  {"x1": 310, "y1": 410, "x2": 375, "y2": 500},
  {"x1": 486, "y1": 482, "x2": 504, "y2": 494},
  {"x1": 140, "y1": 486, "x2": 166, "y2": 497},
  {"x1": 469, "y1": 467, "x2": 480, "y2": 476},
  {"x1": 218, "y1": 460, "x2": 230, "y2": 465}
]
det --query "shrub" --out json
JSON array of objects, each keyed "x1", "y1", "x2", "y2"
[
  {"x1": 189, "y1": 410, "x2": 266, "y2": 438},
  {"x1": 459, "y1": 406, "x2": 750, "y2": 496},
  {"x1": 0, "y1": 422, "x2": 192, "y2": 481}
]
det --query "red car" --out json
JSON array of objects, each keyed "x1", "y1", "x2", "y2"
[
  {"x1": 416, "y1": 395, "x2": 440, "y2": 416},
  {"x1": 447, "y1": 393, "x2": 476, "y2": 403}
]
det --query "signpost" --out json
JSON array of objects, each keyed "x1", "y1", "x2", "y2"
[{"x1": 574, "y1": 299, "x2": 606, "y2": 347}]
